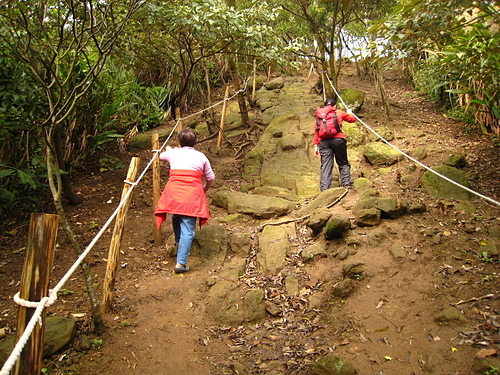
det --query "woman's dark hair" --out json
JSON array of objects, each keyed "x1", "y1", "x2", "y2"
[
  {"x1": 325, "y1": 98, "x2": 337, "y2": 106},
  {"x1": 178, "y1": 129, "x2": 197, "y2": 147}
]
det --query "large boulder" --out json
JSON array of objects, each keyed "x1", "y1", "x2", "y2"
[
  {"x1": 206, "y1": 281, "x2": 267, "y2": 325},
  {"x1": 264, "y1": 77, "x2": 285, "y2": 90},
  {"x1": 373, "y1": 197, "x2": 408, "y2": 219},
  {"x1": 229, "y1": 232, "x2": 252, "y2": 257},
  {"x1": 442, "y1": 152, "x2": 467, "y2": 168},
  {"x1": 354, "y1": 196, "x2": 408, "y2": 219},
  {"x1": 43, "y1": 316, "x2": 77, "y2": 357},
  {"x1": 2, "y1": 316, "x2": 78, "y2": 367},
  {"x1": 242, "y1": 114, "x2": 298, "y2": 180},
  {"x1": 342, "y1": 122, "x2": 367, "y2": 147},
  {"x1": 192, "y1": 223, "x2": 228, "y2": 266},
  {"x1": 367, "y1": 126, "x2": 395, "y2": 142},
  {"x1": 337, "y1": 89, "x2": 365, "y2": 112},
  {"x1": 296, "y1": 188, "x2": 346, "y2": 217},
  {"x1": 312, "y1": 353, "x2": 358, "y2": 375},
  {"x1": 260, "y1": 149, "x2": 319, "y2": 198},
  {"x1": 306, "y1": 208, "x2": 334, "y2": 235},
  {"x1": 355, "y1": 208, "x2": 381, "y2": 227},
  {"x1": 323, "y1": 214, "x2": 351, "y2": 239},
  {"x1": 127, "y1": 128, "x2": 173, "y2": 152},
  {"x1": 420, "y1": 165, "x2": 472, "y2": 200},
  {"x1": 363, "y1": 142, "x2": 402, "y2": 166},
  {"x1": 212, "y1": 190, "x2": 296, "y2": 219},
  {"x1": 252, "y1": 186, "x2": 299, "y2": 202},
  {"x1": 257, "y1": 225, "x2": 290, "y2": 274},
  {"x1": 254, "y1": 88, "x2": 280, "y2": 112}
]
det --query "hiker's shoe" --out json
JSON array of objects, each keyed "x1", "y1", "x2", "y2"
[{"x1": 174, "y1": 265, "x2": 190, "y2": 274}]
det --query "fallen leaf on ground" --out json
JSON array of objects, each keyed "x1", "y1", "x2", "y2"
[
  {"x1": 475, "y1": 348, "x2": 497, "y2": 358},
  {"x1": 345, "y1": 347, "x2": 364, "y2": 354}
]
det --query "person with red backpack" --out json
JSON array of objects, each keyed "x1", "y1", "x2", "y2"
[{"x1": 313, "y1": 97, "x2": 357, "y2": 191}]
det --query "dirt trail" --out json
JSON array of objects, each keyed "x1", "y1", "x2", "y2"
[{"x1": 1, "y1": 67, "x2": 499, "y2": 375}]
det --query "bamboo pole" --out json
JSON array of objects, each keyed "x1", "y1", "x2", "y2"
[
  {"x1": 152, "y1": 134, "x2": 162, "y2": 247},
  {"x1": 101, "y1": 157, "x2": 140, "y2": 313},
  {"x1": 217, "y1": 86, "x2": 230, "y2": 148},
  {"x1": 251, "y1": 59, "x2": 257, "y2": 105},
  {"x1": 321, "y1": 71, "x2": 326, "y2": 102},
  {"x1": 14, "y1": 213, "x2": 59, "y2": 375}
]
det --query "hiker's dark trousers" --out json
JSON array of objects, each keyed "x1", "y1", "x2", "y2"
[{"x1": 319, "y1": 138, "x2": 352, "y2": 191}]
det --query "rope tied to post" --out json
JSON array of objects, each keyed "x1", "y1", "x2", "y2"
[{"x1": 13, "y1": 289, "x2": 57, "y2": 309}]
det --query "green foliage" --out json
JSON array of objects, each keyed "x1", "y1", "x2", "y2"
[
  {"x1": 412, "y1": 58, "x2": 447, "y2": 102},
  {"x1": 0, "y1": 163, "x2": 44, "y2": 218},
  {"x1": 98, "y1": 63, "x2": 172, "y2": 132},
  {"x1": 370, "y1": 0, "x2": 500, "y2": 132},
  {"x1": 98, "y1": 155, "x2": 126, "y2": 172},
  {"x1": 485, "y1": 366, "x2": 500, "y2": 375},
  {"x1": 91, "y1": 338, "x2": 104, "y2": 350},
  {"x1": 445, "y1": 107, "x2": 475, "y2": 126},
  {"x1": 123, "y1": 0, "x2": 297, "y2": 108}
]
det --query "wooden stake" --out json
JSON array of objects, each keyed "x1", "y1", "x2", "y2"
[
  {"x1": 15, "y1": 213, "x2": 59, "y2": 375},
  {"x1": 101, "y1": 157, "x2": 140, "y2": 313},
  {"x1": 152, "y1": 134, "x2": 162, "y2": 247},
  {"x1": 217, "y1": 85, "x2": 230, "y2": 148}
]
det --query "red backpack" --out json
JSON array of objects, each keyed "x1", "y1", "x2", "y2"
[{"x1": 315, "y1": 106, "x2": 341, "y2": 139}]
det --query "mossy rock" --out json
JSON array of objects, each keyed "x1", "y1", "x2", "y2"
[{"x1": 421, "y1": 165, "x2": 471, "y2": 201}]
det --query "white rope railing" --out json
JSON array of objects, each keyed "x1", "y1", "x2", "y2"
[
  {"x1": 0, "y1": 83, "x2": 248, "y2": 375},
  {"x1": 322, "y1": 72, "x2": 500, "y2": 207}
]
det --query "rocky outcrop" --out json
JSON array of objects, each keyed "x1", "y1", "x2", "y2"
[
  {"x1": 212, "y1": 189, "x2": 296, "y2": 219},
  {"x1": 363, "y1": 142, "x2": 402, "y2": 166},
  {"x1": 0, "y1": 317, "x2": 76, "y2": 367},
  {"x1": 257, "y1": 226, "x2": 291, "y2": 274},
  {"x1": 312, "y1": 353, "x2": 358, "y2": 375},
  {"x1": 420, "y1": 165, "x2": 471, "y2": 200}
]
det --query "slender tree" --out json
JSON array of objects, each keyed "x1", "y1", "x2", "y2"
[{"x1": 0, "y1": 0, "x2": 144, "y2": 334}]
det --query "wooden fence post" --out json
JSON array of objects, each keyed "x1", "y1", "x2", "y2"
[
  {"x1": 152, "y1": 134, "x2": 162, "y2": 247},
  {"x1": 101, "y1": 157, "x2": 140, "y2": 313},
  {"x1": 217, "y1": 86, "x2": 230, "y2": 148},
  {"x1": 14, "y1": 213, "x2": 59, "y2": 375}
]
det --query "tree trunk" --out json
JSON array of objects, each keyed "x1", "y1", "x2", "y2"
[
  {"x1": 228, "y1": 59, "x2": 249, "y2": 127},
  {"x1": 372, "y1": 62, "x2": 391, "y2": 120},
  {"x1": 46, "y1": 145, "x2": 105, "y2": 334},
  {"x1": 204, "y1": 67, "x2": 217, "y2": 135}
]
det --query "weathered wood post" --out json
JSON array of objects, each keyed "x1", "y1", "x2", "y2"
[
  {"x1": 14, "y1": 213, "x2": 59, "y2": 375},
  {"x1": 152, "y1": 134, "x2": 162, "y2": 247},
  {"x1": 217, "y1": 85, "x2": 230, "y2": 148},
  {"x1": 101, "y1": 157, "x2": 140, "y2": 313}
]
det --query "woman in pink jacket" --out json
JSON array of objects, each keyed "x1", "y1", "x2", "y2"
[{"x1": 155, "y1": 129, "x2": 215, "y2": 273}]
